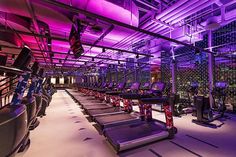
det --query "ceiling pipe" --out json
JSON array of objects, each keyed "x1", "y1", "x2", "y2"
[
  {"x1": 111, "y1": 21, "x2": 155, "y2": 48},
  {"x1": 113, "y1": 0, "x2": 205, "y2": 49},
  {"x1": 25, "y1": 0, "x2": 50, "y2": 66},
  {"x1": 160, "y1": 0, "x2": 206, "y2": 21},
  {"x1": 112, "y1": 0, "x2": 196, "y2": 49},
  {"x1": 82, "y1": 24, "x2": 115, "y2": 64},
  {"x1": 0, "y1": 28, "x2": 152, "y2": 57},
  {"x1": 116, "y1": 0, "x2": 218, "y2": 49},
  {"x1": 37, "y1": 52, "x2": 156, "y2": 66},
  {"x1": 41, "y1": 0, "x2": 214, "y2": 54},
  {"x1": 0, "y1": 44, "x2": 156, "y2": 66},
  {"x1": 121, "y1": 0, "x2": 221, "y2": 48},
  {"x1": 135, "y1": 0, "x2": 159, "y2": 11},
  {"x1": 170, "y1": 0, "x2": 216, "y2": 24}
]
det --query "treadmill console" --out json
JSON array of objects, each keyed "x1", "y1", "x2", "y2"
[
  {"x1": 107, "y1": 83, "x2": 114, "y2": 89},
  {"x1": 117, "y1": 82, "x2": 126, "y2": 90},
  {"x1": 130, "y1": 82, "x2": 140, "y2": 91},
  {"x1": 151, "y1": 82, "x2": 165, "y2": 92},
  {"x1": 190, "y1": 82, "x2": 199, "y2": 88},
  {"x1": 141, "y1": 82, "x2": 150, "y2": 90},
  {"x1": 215, "y1": 82, "x2": 227, "y2": 89}
]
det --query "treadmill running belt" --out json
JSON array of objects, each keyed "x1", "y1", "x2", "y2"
[
  {"x1": 87, "y1": 107, "x2": 122, "y2": 116},
  {"x1": 105, "y1": 121, "x2": 166, "y2": 144},
  {"x1": 84, "y1": 104, "x2": 112, "y2": 110},
  {"x1": 80, "y1": 100, "x2": 102, "y2": 104},
  {"x1": 96, "y1": 113, "x2": 136, "y2": 124}
]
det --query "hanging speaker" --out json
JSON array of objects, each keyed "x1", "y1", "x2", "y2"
[
  {"x1": 0, "y1": 55, "x2": 7, "y2": 66},
  {"x1": 13, "y1": 47, "x2": 31, "y2": 69},
  {"x1": 31, "y1": 62, "x2": 39, "y2": 76},
  {"x1": 0, "y1": 55, "x2": 7, "y2": 75},
  {"x1": 38, "y1": 68, "x2": 44, "y2": 78}
]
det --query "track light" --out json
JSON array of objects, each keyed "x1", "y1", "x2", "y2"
[
  {"x1": 136, "y1": 54, "x2": 139, "y2": 59},
  {"x1": 102, "y1": 48, "x2": 105, "y2": 53}
]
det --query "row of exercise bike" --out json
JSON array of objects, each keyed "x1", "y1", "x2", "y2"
[
  {"x1": 66, "y1": 80, "x2": 229, "y2": 152},
  {"x1": 0, "y1": 47, "x2": 56, "y2": 157}
]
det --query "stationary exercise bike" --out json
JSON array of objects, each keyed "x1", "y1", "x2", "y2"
[
  {"x1": 192, "y1": 82, "x2": 228, "y2": 127},
  {"x1": 211, "y1": 82, "x2": 227, "y2": 117},
  {"x1": 173, "y1": 82, "x2": 199, "y2": 116}
]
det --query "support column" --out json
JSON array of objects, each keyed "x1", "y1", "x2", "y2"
[
  {"x1": 115, "y1": 68, "x2": 118, "y2": 82},
  {"x1": 171, "y1": 47, "x2": 177, "y2": 94},
  {"x1": 134, "y1": 67, "x2": 137, "y2": 82},
  {"x1": 171, "y1": 60, "x2": 177, "y2": 94},
  {"x1": 208, "y1": 30, "x2": 214, "y2": 108},
  {"x1": 124, "y1": 68, "x2": 127, "y2": 82}
]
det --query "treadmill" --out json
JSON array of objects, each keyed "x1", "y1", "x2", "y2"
[
  {"x1": 87, "y1": 82, "x2": 142, "y2": 118},
  {"x1": 103, "y1": 82, "x2": 177, "y2": 152},
  {"x1": 94, "y1": 82, "x2": 149, "y2": 130},
  {"x1": 72, "y1": 83, "x2": 105, "y2": 104},
  {"x1": 81, "y1": 82, "x2": 126, "y2": 112}
]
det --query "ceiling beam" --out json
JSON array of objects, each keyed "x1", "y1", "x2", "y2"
[
  {"x1": 0, "y1": 28, "x2": 152, "y2": 57},
  {"x1": 41, "y1": 0, "x2": 215, "y2": 55},
  {"x1": 0, "y1": 44, "x2": 157, "y2": 66}
]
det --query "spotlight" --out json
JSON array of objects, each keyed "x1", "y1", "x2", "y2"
[{"x1": 136, "y1": 54, "x2": 139, "y2": 59}]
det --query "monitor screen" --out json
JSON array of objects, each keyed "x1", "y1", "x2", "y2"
[
  {"x1": 130, "y1": 82, "x2": 140, "y2": 90},
  {"x1": 151, "y1": 82, "x2": 165, "y2": 91},
  {"x1": 215, "y1": 82, "x2": 227, "y2": 88}
]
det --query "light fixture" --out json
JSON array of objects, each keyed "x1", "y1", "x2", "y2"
[
  {"x1": 136, "y1": 54, "x2": 139, "y2": 59},
  {"x1": 92, "y1": 58, "x2": 94, "y2": 61},
  {"x1": 118, "y1": 60, "x2": 120, "y2": 64},
  {"x1": 102, "y1": 48, "x2": 105, "y2": 53}
]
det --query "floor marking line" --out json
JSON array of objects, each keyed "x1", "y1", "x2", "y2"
[
  {"x1": 186, "y1": 134, "x2": 219, "y2": 148},
  {"x1": 149, "y1": 148, "x2": 162, "y2": 157},
  {"x1": 170, "y1": 141, "x2": 202, "y2": 157}
]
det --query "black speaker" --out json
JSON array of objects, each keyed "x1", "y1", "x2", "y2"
[
  {"x1": 13, "y1": 47, "x2": 31, "y2": 69},
  {"x1": 38, "y1": 68, "x2": 44, "y2": 77},
  {"x1": 0, "y1": 55, "x2": 7, "y2": 75},
  {"x1": 31, "y1": 62, "x2": 39, "y2": 76},
  {"x1": 21, "y1": 55, "x2": 32, "y2": 71},
  {"x1": 0, "y1": 55, "x2": 7, "y2": 66}
]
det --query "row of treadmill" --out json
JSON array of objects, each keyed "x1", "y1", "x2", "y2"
[
  {"x1": 0, "y1": 47, "x2": 56, "y2": 157},
  {"x1": 66, "y1": 80, "x2": 228, "y2": 152}
]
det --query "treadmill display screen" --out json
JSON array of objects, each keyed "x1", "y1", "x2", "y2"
[
  {"x1": 142, "y1": 82, "x2": 150, "y2": 89},
  {"x1": 130, "y1": 82, "x2": 140, "y2": 90},
  {"x1": 108, "y1": 83, "x2": 113, "y2": 88},
  {"x1": 191, "y1": 82, "x2": 199, "y2": 88},
  {"x1": 117, "y1": 83, "x2": 125, "y2": 90},
  {"x1": 151, "y1": 82, "x2": 165, "y2": 92},
  {"x1": 215, "y1": 82, "x2": 227, "y2": 88}
]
